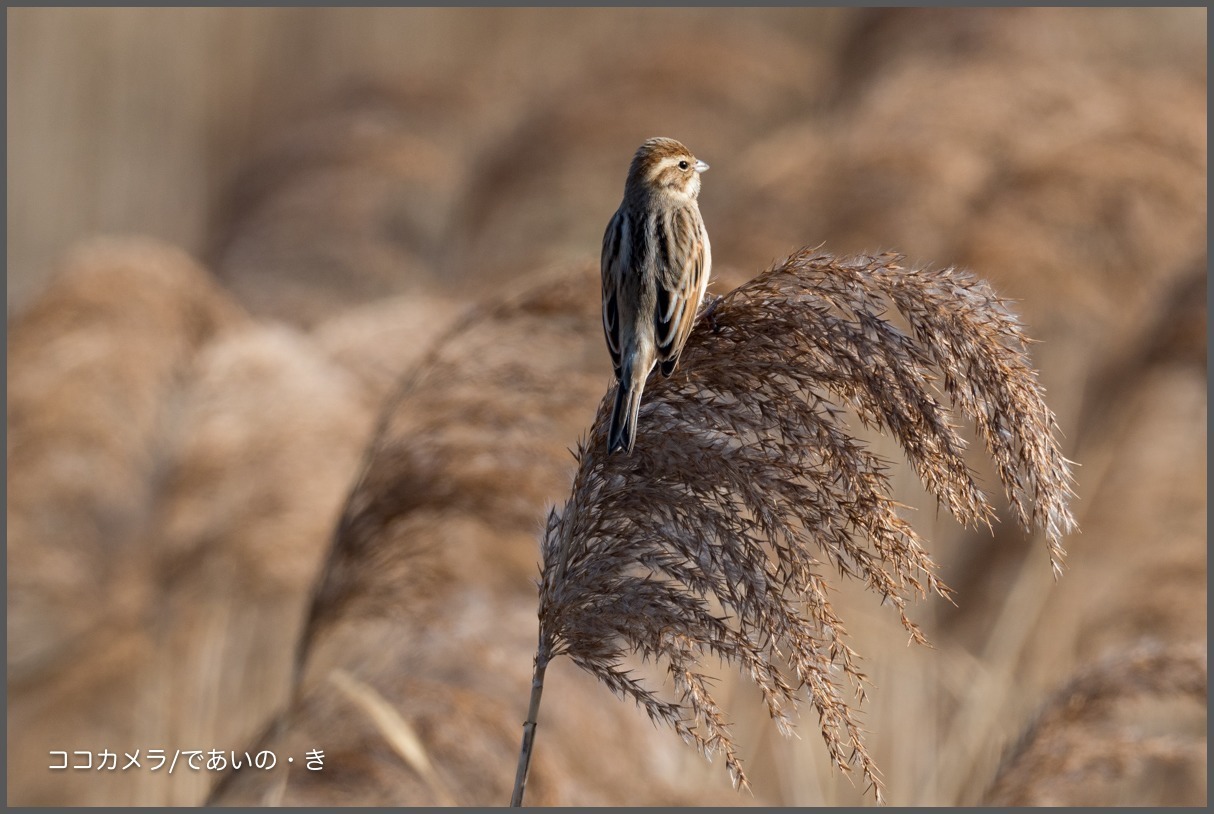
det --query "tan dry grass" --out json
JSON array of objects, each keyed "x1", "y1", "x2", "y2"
[
  {"x1": 209, "y1": 86, "x2": 476, "y2": 326},
  {"x1": 7, "y1": 237, "x2": 245, "y2": 682},
  {"x1": 725, "y1": 9, "x2": 1206, "y2": 347},
  {"x1": 6, "y1": 238, "x2": 245, "y2": 804},
  {"x1": 6, "y1": 7, "x2": 1206, "y2": 808},
  {"x1": 207, "y1": 262, "x2": 739, "y2": 806},
  {"x1": 985, "y1": 641, "x2": 1207, "y2": 806},
  {"x1": 132, "y1": 323, "x2": 377, "y2": 804},
  {"x1": 6, "y1": 241, "x2": 384, "y2": 806}
]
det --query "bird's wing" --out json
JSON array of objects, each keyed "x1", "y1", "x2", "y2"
[
  {"x1": 601, "y1": 207, "x2": 626, "y2": 381},
  {"x1": 655, "y1": 208, "x2": 709, "y2": 375}
]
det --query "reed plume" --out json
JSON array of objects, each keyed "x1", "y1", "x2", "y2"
[
  {"x1": 513, "y1": 249, "x2": 1078, "y2": 804},
  {"x1": 985, "y1": 640, "x2": 1207, "y2": 806}
]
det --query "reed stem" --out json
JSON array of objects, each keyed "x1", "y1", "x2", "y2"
[{"x1": 510, "y1": 650, "x2": 549, "y2": 806}]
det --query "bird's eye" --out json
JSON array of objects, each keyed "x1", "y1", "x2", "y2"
[{"x1": 678, "y1": 160, "x2": 689, "y2": 170}]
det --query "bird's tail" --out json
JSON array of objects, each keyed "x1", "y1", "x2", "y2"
[{"x1": 607, "y1": 366, "x2": 648, "y2": 455}]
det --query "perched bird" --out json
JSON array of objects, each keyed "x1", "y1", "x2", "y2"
[{"x1": 601, "y1": 137, "x2": 712, "y2": 454}]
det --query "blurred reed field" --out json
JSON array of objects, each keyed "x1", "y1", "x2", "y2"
[{"x1": 6, "y1": 6, "x2": 1207, "y2": 807}]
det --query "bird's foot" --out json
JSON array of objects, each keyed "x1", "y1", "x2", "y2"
[{"x1": 703, "y1": 295, "x2": 725, "y2": 333}]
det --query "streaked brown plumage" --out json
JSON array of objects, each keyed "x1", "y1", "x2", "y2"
[{"x1": 601, "y1": 137, "x2": 711, "y2": 454}]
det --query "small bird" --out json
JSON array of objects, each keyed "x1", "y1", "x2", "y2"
[{"x1": 601, "y1": 137, "x2": 712, "y2": 454}]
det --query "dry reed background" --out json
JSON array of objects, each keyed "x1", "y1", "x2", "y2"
[{"x1": 6, "y1": 7, "x2": 1207, "y2": 807}]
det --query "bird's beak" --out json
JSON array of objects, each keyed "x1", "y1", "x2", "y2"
[{"x1": 695, "y1": 159, "x2": 709, "y2": 173}]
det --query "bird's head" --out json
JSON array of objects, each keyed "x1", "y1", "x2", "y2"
[{"x1": 625, "y1": 137, "x2": 708, "y2": 205}]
